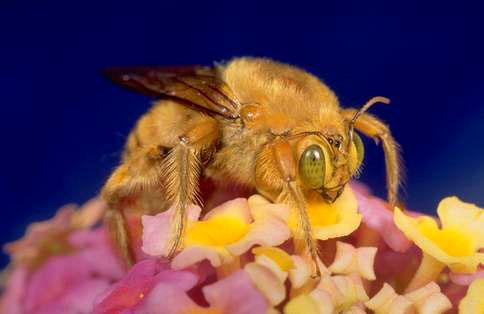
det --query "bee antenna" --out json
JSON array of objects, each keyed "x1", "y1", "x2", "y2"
[
  {"x1": 348, "y1": 96, "x2": 391, "y2": 144},
  {"x1": 351, "y1": 96, "x2": 391, "y2": 125}
]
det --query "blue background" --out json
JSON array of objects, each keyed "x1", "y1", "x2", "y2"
[{"x1": 1, "y1": 1, "x2": 484, "y2": 266}]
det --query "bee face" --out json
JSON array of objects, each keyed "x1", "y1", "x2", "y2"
[{"x1": 297, "y1": 131, "x2": 364, "y2": 202}]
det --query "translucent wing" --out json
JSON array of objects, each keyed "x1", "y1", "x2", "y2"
[{"x1": 105, "y1": 66, "x2": 240, "y2": 119}]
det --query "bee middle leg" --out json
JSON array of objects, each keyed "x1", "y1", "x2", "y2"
[
  {"x1": 163, "y1": 119, "x2": 220, "y2": 258},
  {"x1": 104, "y1": 208, "x2": 134, "y2": 267},
  {"x1": 102, "y1": 144, "x2": 169, "y2": 267}
]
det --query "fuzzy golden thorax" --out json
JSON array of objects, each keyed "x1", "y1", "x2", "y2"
[{"x1": 209, "y1": 58, "x2": 354, "y2": 201}]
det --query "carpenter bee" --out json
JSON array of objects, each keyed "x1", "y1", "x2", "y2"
[{"x1": 102, "y1": 57, "x2": 401, "y2": 276}]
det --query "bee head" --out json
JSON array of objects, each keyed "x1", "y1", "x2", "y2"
[{"x1": 297, "y1": 131, "x2": 364, "y2": 203}]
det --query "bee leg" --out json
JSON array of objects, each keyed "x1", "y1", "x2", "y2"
[
  {"x1": 102, "y1": 145, "x2": 167, "y2": 267},
  {"x1": 342, "y1": 109, "x2": 402, "y2": 207},
  {"x1": 104, "y1": 208, "x2": 134, "y2": 268},
  {"x1": 102, "y1": 144, "x2": 167, "y2": 208},
  {"x1": 163, "y1": 119, "x2": 220, "y2": 258},
  {"x1": 270, "y1": 139, "x2": 321, "y2": 278}
]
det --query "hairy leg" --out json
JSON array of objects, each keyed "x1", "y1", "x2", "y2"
[
  {"x1": 102, "y1": 116, "x2": 219, "y2": 265},
  {"x1": 104, "y1": 208, "x2": 133, "y2": 267},
  {"x1": 342, "y1": 109, "x2": 402, "y2": 207},
  {"x1": 256, "y1": 138, "x2": 321, "y2": 277},
  {"x1": 163, "y1": 119, "x2": 220, "y2": 257}
]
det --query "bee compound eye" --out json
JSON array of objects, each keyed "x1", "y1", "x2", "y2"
[
  {"x1": 353, "y1": 132, "x2": 365, "y2": 169},
  {"x1": 299, "y1": 145, "x2": 326, "y2": 189}
]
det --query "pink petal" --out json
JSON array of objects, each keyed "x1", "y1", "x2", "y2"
[
  {"x1": 131, "y1": 282, "x2": 202, "y2": 314},
  {"x1": 142, "y1": 206, "x2": 201, "y2": 257},
  {"x1": 4, "y1": 206, "x2": 75, "y2": 263},
  {"x1": 69, "y1": 228, "x2": 124, "y2": 279},
  {"x1": 203, "y1": 270, "x2": 268, "y2": 314},
  {"x1": 24, "y1": 254, "x2": 91, "y2": 312},
  {"x1": 93, "y1": 259, "x2": 197, "y2": 314},
  {"x1": 0, "y1": 267, "x2": 28, "y2": 314},
  {"x1": 32, "y1": 279, "x2": 111, "y2": 314},
  {"x1": 449, "y1": 266, "x2": 484, "y2": 286},
  {"x1": 351, "y1": 183, "x2": 412, "y2": 252}
]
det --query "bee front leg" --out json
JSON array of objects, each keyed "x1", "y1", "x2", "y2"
[{"x1": 257, "y1": 139, "x2": 321, "y2": 278}]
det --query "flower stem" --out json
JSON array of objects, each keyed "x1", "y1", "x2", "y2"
[
  {"x1": 216, "y1": 257, "x2": 241, "y2": 279},
  {"x1": 405, "y1": 252, "x2": 445, "y2": 293}
]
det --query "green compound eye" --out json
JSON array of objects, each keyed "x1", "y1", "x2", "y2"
[
  {"x1": 353, "y1": 132, "x2": 365, "y2": 169},
  {"x1": 299, "y1": 144, "x2": 326, "y2": 189}
]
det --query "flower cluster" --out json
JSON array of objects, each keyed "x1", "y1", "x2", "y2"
[{"x1": 1, "y1": 182, "x2": 483, "y2": 314}]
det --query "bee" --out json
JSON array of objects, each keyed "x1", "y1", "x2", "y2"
[{"x1": 102, "y1": 57, "x2": 401, "y2": 276}]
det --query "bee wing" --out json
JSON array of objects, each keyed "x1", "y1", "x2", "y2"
[{"x1": 105, "y1": 66, "x2": 240, "y2": 119}]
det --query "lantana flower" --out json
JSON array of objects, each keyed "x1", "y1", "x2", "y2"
[
  {"x1": 4, "y1": 198, "x2": 106, "y2": 269},
  {"x1": 365, "y1": 282, "x2": 452, "y2": 314},
  {"x1": 0, "y1": 198, "x2": 122, "y2": 314},
  {"x1": 1, "y1": 228, "x2": 124, "y2": 314},
  {"x1": 2, "y1": 181, "x2": 483, "y2": 313},
  {"x1": 142, "y1": 196, "x2": 291, "y2": 272},
  {"x1": 394, "y1": 196, "x2": 484, "y2": 291}
]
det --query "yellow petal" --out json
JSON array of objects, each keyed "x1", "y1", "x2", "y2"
[
  {"x1": 254, "y1": 255, "x2": 288, "y2": 283},
  {"x1": 459, "y1": 278, "x2": 484, "y2": 314},
  {"x1": 394, "y1": 207, "x2": 481, "y2": 273},
  {"x1": 437, "y1": 196, "x2": 484, "y2": 247},
  {"x1": 186, "y1": 214, "x2": 249, "y2": 246},
  {"x1": 284, "y1": 294, "x2": 321, "y2": 314},
  {"x1": 300, "y1": 186, "x2": 362, "y2": 240},
  {"x1": 253, "y1": 246, "x2": 294, "y2": 272}
]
